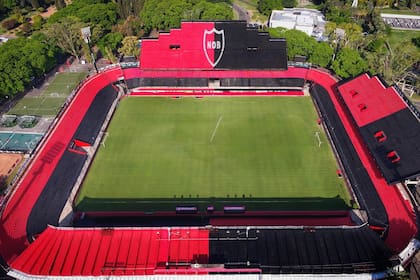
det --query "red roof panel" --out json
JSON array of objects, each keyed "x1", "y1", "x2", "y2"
[{"x1": 337, "y1": 74, "x2": 407, "y2": 127}]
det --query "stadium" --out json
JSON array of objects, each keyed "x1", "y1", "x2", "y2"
[{"x1": 0, "y1": 21, "x2": 420, "y2": 278}]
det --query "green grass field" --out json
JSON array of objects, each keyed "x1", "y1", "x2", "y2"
[
  {"x1": 387, "y1": 29, "x2": 419, "y2": 50},
  {"x1": 76, "y1": 96, "x2": 351, "y2": 212},
  {"x1": 8, "y1": 72, "x2": 86, "y2": 116}
]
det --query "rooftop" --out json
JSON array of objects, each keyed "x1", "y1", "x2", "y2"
[{"x1": 269, "y1": 8, "x2": 327, "y2": 41}]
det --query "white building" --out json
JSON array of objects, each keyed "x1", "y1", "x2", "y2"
[{"x1": 269, "y1": 8, "x2": 327, "y2": 41}]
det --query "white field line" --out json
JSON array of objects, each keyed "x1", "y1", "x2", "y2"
[
  {"x1": 101, "y1": 132, "x2": 109, "y2": 148},
  {"x1": 315, "y1": 131, "x2": 323, "y2": 147},
  {"x1": 209, "y1": 115, "x2": 223, "y2": 143}
]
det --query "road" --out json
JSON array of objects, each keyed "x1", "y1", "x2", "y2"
[{"x1": 233, "y1": 3, "x2": 250, "y2": 22}]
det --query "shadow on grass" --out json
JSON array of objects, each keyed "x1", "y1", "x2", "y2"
[{"x1": 76, "y1": 195, "x2": 350, "y2": 212}]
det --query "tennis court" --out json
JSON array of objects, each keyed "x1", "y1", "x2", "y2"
[{"x1": 0, "y1": 132, "x2": 43, "y2": 153}]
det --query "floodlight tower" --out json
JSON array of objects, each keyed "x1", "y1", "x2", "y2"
[{"x1": 81, "y1": 26, "x2": 98, "y2": 73}]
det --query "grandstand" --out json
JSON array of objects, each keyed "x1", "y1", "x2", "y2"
[
  {"x1": 381, "y1": 13, "x2": 420, "y2": 30},
  {"x1": 337, "y1": 74, "x2": 420, "y2": 184},
  {"x1": 0, "y1": 21, "x2": 418, "y2": 278}
]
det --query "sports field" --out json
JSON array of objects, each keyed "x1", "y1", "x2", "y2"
[
  {"x1": 76, "y1": 96, "x2": 351, "y2": 212},
  {"x1": 8, "y1": 72, "x2": 86, "y2": 116}
]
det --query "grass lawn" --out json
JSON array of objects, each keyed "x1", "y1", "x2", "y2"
[
  {"x1": 8, "y1": 72, "x2": 86, "y2": 116},
  {"x1": 409, "y1": 94, "x2": 420, "y2": 102},
  {"x1": 232, "y1": 0, "x2": 268, "y2": 23},
  {"x1": 76, "y1": 97, "x2": 351, "y2": 212},
  {"x1": 387, "y1": 29, "x2": 419, "y2": 50},
  {"x1": 379, "y1": 8, "x2": 420, "y2": 16}
]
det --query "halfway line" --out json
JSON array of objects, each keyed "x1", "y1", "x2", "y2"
[{"x1": 209, "y1": 115, "x2": 223, "y2": 143}]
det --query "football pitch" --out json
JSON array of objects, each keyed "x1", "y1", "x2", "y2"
[
  {"x1": 76, "y1": 96, "x2": 351, "y2": 212},
  {"x1": 8, "y1": 72, "x2": 86, "y2": 116}
]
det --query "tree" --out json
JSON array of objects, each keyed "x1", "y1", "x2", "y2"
[
  {"x1": 0, "y1": 35, "x2": 58, "y2": 99},
  {"x1": 112, "y1": 15, "x2": 144, "y2": 37},
  {"x1": 270, "y1": 28, "x2": 314, "y2": 60},
  {"x1": 258, "y1": 0, "x2": 283, "y2": 16},
  {"x1": 270, "y1": 28, "x2": 334, "y2": 67},
  {"x1": 44, "y1": 16, "x2": 84, "y2": 61},
  {"x1": 81, "y1": 42, "x2": 93, "y2": 64},
  {"x1": 28, "y1": 0, "x2": 40, "y2": 9},
  {"x1": 104, "y1": 46, "x2": 118, "y2": 63},
  {"x1": 324, "y1": 21, "x2": 364, "y2": 52},
  {"x1": 141, "y1": 0, "x2": 193, "y2": 32},
  {"x1": 0, "y1": 39, "x2": 32, "y2": 98},
  {"x1": 140, "y1": 0, "x2": 233, "y2": 32},
  {"x1": 191, "y1": 1, "x2": 233, "y2": 20},
  {"x1": 282, "y1": 0, "x2": 297, "y2": 8},
  {"x1": 22, "y1": 34, "x2": 57, "y2": 74},
  {"x1": 412, "y1": 36, "x2": 420, "y2": 48},
  {"x1": 386, "y1": 42, "x2": 420, "y2": 82},
  {"x1": 322, "y1": 0, "x2": 352, "y2": 24},
  {"x1": 1, "y1": 0, "x2": 18, "y2": 11},
  {"x1": 309, "y1": 42, "x2": 334, "y2": 68},
  {"x1": 32, "y1": 14, "x2": 43, "y2": 30},
  {"x1": 339, "y1": 22, "x2": 363, "y2": 50},
  {"x1": 11, "y1": 9, "x2": 25, "y2": 24},
  {"x1": 366, "y1": 37, "x2": 385, "y2": 52},
  {"x1": 98, "y1": 32, "x2": 124, "y2": 54},
  {"x1": 75, "y1": 2, "x2": 118, "y2": 31},
  {"x1": 48, "y1": 1, "x2": 118, "y2": 31},
  {"x1": 331, "y1": 47, "x2": 368, "y2": 78},
  {"x1": 118, "y1": 36, "x2": 139, "y2": 58},
  {"x1": 55, "y1": 0, "x2": 66, "y2": 10},
  {"x1": 114, "y1": 0, "x2": 145, "y2": 18},
  {"x1": 20, "y1": 22, "x2": 32, "y2": 36}
]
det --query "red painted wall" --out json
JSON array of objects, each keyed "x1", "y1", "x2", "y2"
[{"x1": 140, "y1": 22, "x2": 214, "y2": 69}]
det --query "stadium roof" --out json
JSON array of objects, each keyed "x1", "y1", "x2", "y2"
[
  {"x1": 337, "y1": 74, "x2": 407, "y2": 127},
  {"x1": 337, "y1": 73, "x2": 420, "y2": 184}
]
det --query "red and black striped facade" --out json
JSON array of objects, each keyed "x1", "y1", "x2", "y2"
[{"x1": 140, "y1": 21, "x2": 288, "y2": 70}]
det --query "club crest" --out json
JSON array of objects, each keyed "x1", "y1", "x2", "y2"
[{"x1": 203, "y1": 28, "x2": 225, "y2": 67}]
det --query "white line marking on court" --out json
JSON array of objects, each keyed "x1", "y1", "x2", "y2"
[{"x1": 210, "y1": 115, "x2": 223, "y2": 143}]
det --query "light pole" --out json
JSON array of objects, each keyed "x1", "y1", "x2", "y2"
[{"x1": 81, "y1": 26, "x2": 98, "y2": 73}]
